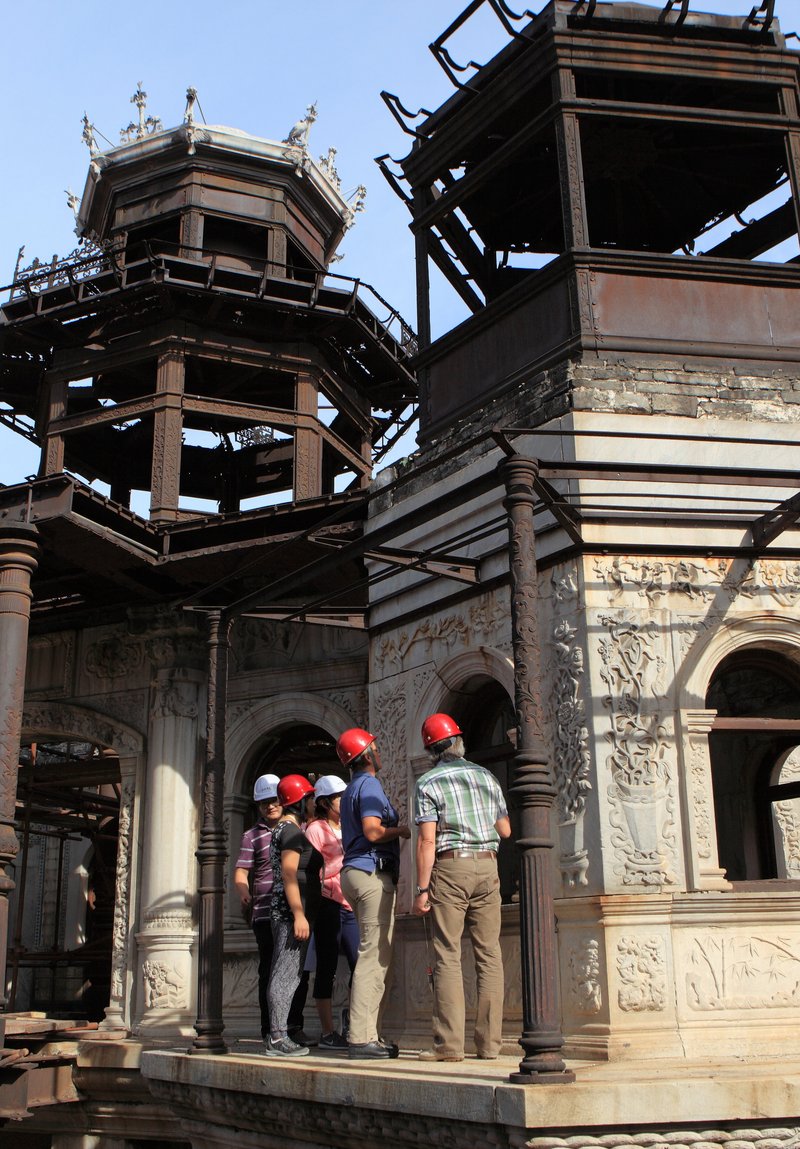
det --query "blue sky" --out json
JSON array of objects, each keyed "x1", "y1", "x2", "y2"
[{"x1": 1, "y1": 0, "x2": 796, "y2": 491}]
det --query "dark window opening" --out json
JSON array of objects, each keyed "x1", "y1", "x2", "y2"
[
  {"x1": 202, "y1": 217, "x2": 269, "y2": 271},
  {"x1": 125, "y1": 217, "x2": 181, "y2": 262},
  {"x1": 706, "y1": 651, "x2": 800, "y2": 882}
]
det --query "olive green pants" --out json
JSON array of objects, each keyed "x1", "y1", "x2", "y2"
[{"x1": 428, "y1": 855, "x2": 503, "y2": 1058}]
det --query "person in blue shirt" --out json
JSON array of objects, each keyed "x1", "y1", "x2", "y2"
[{"x1": 336, "y1": 727, "x2": 410, "y2": 1060}]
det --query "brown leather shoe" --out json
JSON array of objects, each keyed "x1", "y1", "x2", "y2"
[{"x1": 418, "y1": 1048, "x2": 464, "y2": 1062}]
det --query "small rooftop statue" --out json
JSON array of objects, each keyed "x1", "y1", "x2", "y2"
[
  {"x1": 120, "y1": 82, "x2": 163, "y2": 144},
  {"x1": 284, "y1": 103, "x2": 318, "y2": 149}
]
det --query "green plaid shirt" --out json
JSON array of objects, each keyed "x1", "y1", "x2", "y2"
[{"x1": 413, "y1": 758, "x2": 508, "y2": 852}]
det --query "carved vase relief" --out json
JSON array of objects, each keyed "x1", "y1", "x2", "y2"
[
  {"x1": 617, "y1": 935, "x2": 667, "y2": 1012},
  {"x1": 598, "y1": 612, "x2": 677, "y2": 887}
]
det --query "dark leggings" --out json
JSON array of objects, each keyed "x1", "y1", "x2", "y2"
[
  {"x1": 312, "y1": 897, "x2": 360, "y2": 1000},
  {"x1": 253, "y1": 918, "x2": 308, "y2": 1038}
]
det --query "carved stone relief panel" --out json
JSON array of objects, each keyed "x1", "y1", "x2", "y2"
[
  {"x1": 772, "y1": 749, "x2": 800, "y2": 879},
  {"x1": 373, "y1": 683, "x2": 408, "y2": 822},
  {"x1": 85, "y1": 633, "x2": 145, "y2": 681},
  {"x1": 597, "y1": 611, "x2": 678, "y2": 888},
  {"x1": 616, "y1": 935, "x2": 667, "y2": 1012},
  {"x1": 222, "y1": 954, "x2": 259, "y2": 1012},
  {"x1": 25, "y1": 633, "x2": 74, "y2": 697},
  {"x1": 566, "y1": 937, "x2": 603, "y2": 1015},
  {"x1": 90, "y1": 690, "x2": 148, "y2": 735},
  {"x1": 109, "y1": 777, "x2": 134, "y2": 1006},
  {"x1": 327, "y1": 688, "x2": 369, "y2": 731},
  {"x1": 374, "y1": 594, "x2": 506, "y2": 675},
  {"x1": 594, "y1": 556, "x2": 721, "y2": 606},
  {"x1": 142, "y1": 959, "x2": 188, "y2": 1010},
  {"x1": 685, "y1": 931, "x2": 800, "y2": 1012},
  {"x1": 548, "y1": 615, "x2": 591, "y2": 889}
]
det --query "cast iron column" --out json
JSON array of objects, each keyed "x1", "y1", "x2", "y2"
[
  {"x1": 499, "y1": 457, "x2": 574, "y2": 1084},
  {"x1": 0, "y1": 524, "x2": 39, "y2": 1044},
  {"x1": 192, "y1": 609, "x2": 229, "y2": 1053}
]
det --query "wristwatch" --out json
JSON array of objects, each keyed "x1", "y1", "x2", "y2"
[{"x1": 415, "y1": 885, "x2": 429, "y2": 895}]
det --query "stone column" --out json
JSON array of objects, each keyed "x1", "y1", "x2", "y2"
[
  {"x1": 192, "y1": 609, "x2": 229, "y2": 1053},
  {"x1": 499, "y1": 457, "x2": 574, "y2": 1084},
  {"x1": 678, "y1": 709, "x2": 731, "y2": 892},
  {"x1": 136, "y1": 663, "x2": 204, "y2": 1036},
  {"x1": 101, "y1": 754, "x2": 139, "y2": 1031},
  {"x1": 294, "y1": 372, "x2": 322, "y2": 501},
  {"x1": 150, "y1": 348, "x2": 185, "y2": 522},
  {"x1": 0, "y1": 525, "x2": 39, "y2": 1043}
]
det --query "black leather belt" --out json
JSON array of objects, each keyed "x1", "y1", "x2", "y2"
[{"x1": 436, "y1": 849, "x2": 495, "y2": 860}]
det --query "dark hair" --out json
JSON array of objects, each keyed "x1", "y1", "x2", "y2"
[{"x1": 314, "y1": 796, "x2": 335, "y2": 820}]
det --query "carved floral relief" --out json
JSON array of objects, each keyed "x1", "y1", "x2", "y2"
[
  {"x1": 598, "y1": 612, "x2": 677, "y2": 887},
  {"x1": 374, "y1": 683, "x2": 408, "y2": 821},
  {"x1": 549, "y1": 617, "x2": 591, "y2": 888},
  {"x1": 374, "y1": 596, "x2": 506, "y2": 674}
]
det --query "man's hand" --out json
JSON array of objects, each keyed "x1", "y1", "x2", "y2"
[{"x1": 412, "y1": 892, "x2": 431, "y2": 916}]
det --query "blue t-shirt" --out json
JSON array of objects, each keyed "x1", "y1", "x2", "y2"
[{"x1": 341, "y1": 771, "x2": 400, "y2": 874}]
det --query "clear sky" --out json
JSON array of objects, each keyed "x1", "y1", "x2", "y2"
[{"x1": 1, "y1": 0, "x2": 797, "y2": 490}]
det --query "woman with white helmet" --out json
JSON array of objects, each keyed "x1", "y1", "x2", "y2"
[{"x1": 304, "y1": 774, "x2": 359, "y2": 1048}]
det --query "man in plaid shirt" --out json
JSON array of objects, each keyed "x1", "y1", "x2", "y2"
[{"x1": 412, "y1": 713, "x2": 511, "y2": 1062}]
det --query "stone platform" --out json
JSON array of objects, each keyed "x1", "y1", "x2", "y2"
[{"x1": 126, "y1": 1041, "x2": 800, "y2": 1149}]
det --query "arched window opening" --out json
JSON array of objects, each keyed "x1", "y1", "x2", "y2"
[
  {"x1": 450, "y1": 679, "x2": 518, "y2": 904},
  {"x1": 242, "y1": 723, "x2": 342, "y2": 816},
  {"x1": 706, "y1": 651, "x2": 800, "y2": 882},
  {"x1": 10, "y1": 739, "x2": 120, "y2": 1021}
]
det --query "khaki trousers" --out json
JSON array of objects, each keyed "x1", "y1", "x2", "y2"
[
  {"x1": 340, "y1": 867, "x2": 396, "y2": 1044},
  {"x1": 429, "y1": 855, "x2": 503, "y2": 1058}
]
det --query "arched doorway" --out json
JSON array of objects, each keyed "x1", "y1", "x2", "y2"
[
  {"x1": 9, "y1": 738, "x2": 121, "y2": 1021},
  {"x1": 706, "y1": 649, "x2": 800, "y2": 882},
  {"x1": 242, "y1": 723, "x2": 344, "y2": 798}
]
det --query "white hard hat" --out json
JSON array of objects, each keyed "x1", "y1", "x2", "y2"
[
  {"x1": 314, "y1": 774, "x2": 347, "y2": 799},
  {"x1": 253, "y1": 774, "x2": 281, "y2": 802}
]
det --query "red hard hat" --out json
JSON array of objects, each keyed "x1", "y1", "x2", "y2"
[
  {"x1": 336, "y1": 727, "x2": 376, "y2": 766},
  {"x1": 277, "y1": 774, "x2": 315, "y2": 806},
  {"x1": 421, "y1": 713, "x2": 462, "y2": 748}
]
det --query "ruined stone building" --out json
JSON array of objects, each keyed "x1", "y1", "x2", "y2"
[{"x1": 1, "y1": 1, "x2": 800, "y2": 1146}]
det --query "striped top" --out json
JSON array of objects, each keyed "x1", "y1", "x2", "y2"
[
  {"x1": 235, "y1": 819, "x2": 274, "y2": 924},
  {"x1": 413, "y1": 758, "x2": 508, "y2": 853}
]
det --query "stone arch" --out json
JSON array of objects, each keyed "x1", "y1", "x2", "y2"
[
  {"x1": 411, "y1": 646, "x2": 515, "y2": 754},
  {"x1": 680, "y1": 612, "x2": 800, "y2": 708},
  {"x1": 675, "y1": 613, "x2": 800, "y2": 890},
  {"x1": 225, "y1": 692, "x2": 357, "y2": 798},
  {"x1": 22, "y1": 701, "x2": 144, "y2": 757}
]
